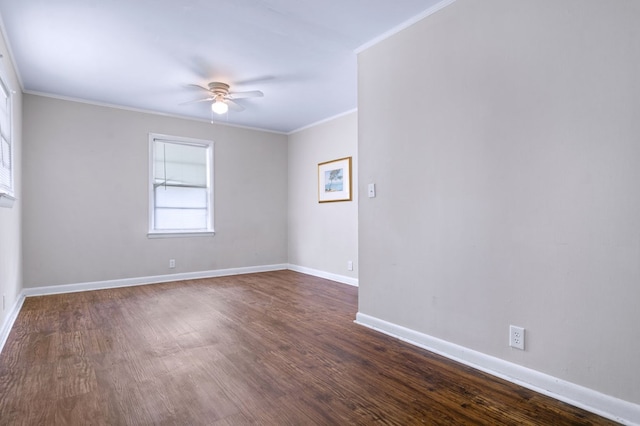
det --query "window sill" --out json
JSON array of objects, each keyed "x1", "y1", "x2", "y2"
[
  {"x1": 147, "y1": 231, "x2": 215, "y2": 239},
  {"x1": 0, "y1": 193, "x2": 15, "y2": 208}
]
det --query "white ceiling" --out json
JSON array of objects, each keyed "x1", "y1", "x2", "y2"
[{"x1": 0, "y1": 0, "x2": 446, "y2": 133}]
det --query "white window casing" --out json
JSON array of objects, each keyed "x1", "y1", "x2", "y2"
[
  {"x1": 0, "y1": 58, "x2": 14, "y2": 208},
  {"x1": 148, "y1": 133, "x2": 214, "y2": 237}
]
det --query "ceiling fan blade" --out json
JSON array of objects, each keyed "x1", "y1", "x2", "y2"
[
  {"x1": 228, "y1": 90, "x2": 264, "y2": 99},
  {"x1": 187, "y1": 84, "x2": 212, "y2": 92},
  {"x1": 179, "y1": 96, "x2": 215, "y2": 105},
  {"x1": 226, "y1": 99, "x2": 245, "y2": 112}
]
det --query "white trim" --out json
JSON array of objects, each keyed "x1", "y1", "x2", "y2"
[
  {"x1": 287, "y1": 108, "x2": 358, "y2": 135},
  {"x1": 18, "y1": 264, "x2": 356, "y2": 299},
  {"x1": 355, "y1": 312, "x2": 640, "y2": 426},
  {"x1": 22, "y1": 264, "x2": 289, "y2": 297},
  {"x1": 288, "y1": 264, "x2": 358, "y2": 287},
  {"x1": 147, "y1": 231, "x2": 215, "y2": 239},
  {"x1": 355, "y1": 0, "x2": 457, "y2": 54},
  {"x1": 0, "y1": 293, "x2": 25, "y2": 355},
  {"x1": 23, "y1": 90, "x2": 288, "y2": 135}
]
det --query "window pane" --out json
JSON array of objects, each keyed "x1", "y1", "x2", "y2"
[
  {"x1": 154, "y1": 141, "x2": 207, "y2": 187},
  {"x1": 155, "y1": 186, "x2": 207, "y2": 209},
  {"x1": 0, "y1": 136, "x2": 9, "y2": 167},
  {"x1": 0, "y1": 109, "x2": 7, "y2": 139},
  {"x1": 0, "y1": 81, "x2": 8, "y2": 141},
  {"x1": 0, "y1": 75, "x2": 10, "y2": 194},
  {"x1": 155, "y1": 208, "x2": 208, "y2": 230},
  {"x1": 0, "y1": 136, "x2": 10, "y2": 191}
]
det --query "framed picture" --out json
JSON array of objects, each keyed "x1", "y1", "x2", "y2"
[{"x1": 318, "y1": 157, "x2": 352, "y2": 203}]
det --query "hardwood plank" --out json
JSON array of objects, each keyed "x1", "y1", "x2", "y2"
[{"x1": 0, "y1": 270, "x2": 618, "y2": 425}]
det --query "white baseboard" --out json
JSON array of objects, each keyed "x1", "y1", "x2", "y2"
[
  {"x1": 355, "y1": 312, "x2": 640, "y2": 426},
  {"x1": 20, "y1": 264, "x2": 355, "y2": 298},
  {"x1": 0, "y1": 293, "x2": 25, "y2": 356},
  {"x1": 287, "y1": 264, "x2": 358, "y2": 287},
  {"x1": 22, "y1": 264, "x2": 289, "y2": 297},
  {"x1": 11, "y1": 271, "x2": 634, "y2": 424}
]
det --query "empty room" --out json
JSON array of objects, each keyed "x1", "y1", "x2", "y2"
[{"x1": 0, "y1": 0, "x2": 639, "y2": 424}]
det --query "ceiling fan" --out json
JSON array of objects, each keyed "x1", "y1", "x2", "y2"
[{"x1": 184, "y1": 82, "x2": 264, "y2": 114}]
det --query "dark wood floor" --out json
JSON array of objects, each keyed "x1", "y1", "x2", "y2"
[{"x1": 0, "y1": 271, "x2": 616, "y2": 425}]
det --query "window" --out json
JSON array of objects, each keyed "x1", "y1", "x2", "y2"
[
  {"x1": 0, "y1": 68, "x2": 13, "y2": 208},
  {"x1": 148, "y1": 133, "x2": 214, "y2": 237}
]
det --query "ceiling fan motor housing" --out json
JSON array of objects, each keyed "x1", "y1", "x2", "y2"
[{"x1": 208, "y1": 82, "x2": 230, "y2": 96}]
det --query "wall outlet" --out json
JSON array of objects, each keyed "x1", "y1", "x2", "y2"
[
  {"x1": 509, "y1": 325, "x2": 525, "y2": 350},
  {"x1": 169, "y1": 259, "x2": 176, "y2": 269},
  {"x1": 347, "y1": 260, "x2": 353, "y2": 271}
]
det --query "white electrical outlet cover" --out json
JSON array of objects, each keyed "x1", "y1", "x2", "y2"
[{"x1": 509, "y1": 325, "x2": 525, "y2": 350}]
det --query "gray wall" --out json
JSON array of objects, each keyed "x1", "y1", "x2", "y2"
[
  {"x1": 23, "y1": 95, "x2": 288, "y2": 288},
  {"x1": 288, "y1": 112, "x2": 358, "y2": 280},
  {"x1": 358, "y1": 0, "x2": 640, "y2": 404},
  {"x1": 0, "y1": 33, "x2": 22, "y2": 326}
]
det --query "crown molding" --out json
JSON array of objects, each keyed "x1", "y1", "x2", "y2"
[
  {"x1": 23, "y1": 90, "x2": 288, "y2": 135},
  {"x1": 287, "y1": 108, "x2": 357, "y2": 135},
  {"x1": 355, "y1": 0, "x2": 457, "y2": 54}
]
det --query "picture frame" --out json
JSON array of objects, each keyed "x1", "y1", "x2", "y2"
[{"x1": 318, "y1": 156, "x2": 352, "y2": 203}]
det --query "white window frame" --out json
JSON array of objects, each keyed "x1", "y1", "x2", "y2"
[
  {"x1": 0, "y1": 59, "x2": 14, "y2": 209},
  {"x1": 148, "y1": 133, "x2": 215, "y2": 238}
]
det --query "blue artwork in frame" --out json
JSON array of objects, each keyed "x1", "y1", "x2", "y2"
[{"x1": 318, "y1": 157, "x2": 352, "y2": 203}]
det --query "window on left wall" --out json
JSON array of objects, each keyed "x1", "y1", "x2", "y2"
[
  {"x1": 148, "y1": 133, "x2": 214, "y2": 237},
  {"x1": 0, "y1": 68, "x2": 14, "y2": 208}
]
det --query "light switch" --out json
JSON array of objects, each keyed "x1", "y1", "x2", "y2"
[{"x1": 368, "y1": 183, "x2": 376, "y2": 198}]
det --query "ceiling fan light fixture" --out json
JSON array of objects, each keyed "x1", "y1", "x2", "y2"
[{"x1": 211, "y1": 100, "x2": 228, "y2": 114}]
